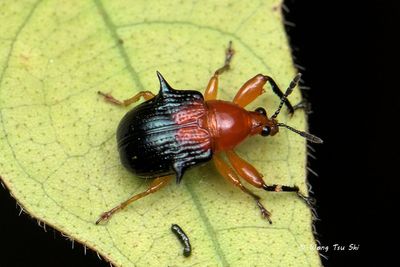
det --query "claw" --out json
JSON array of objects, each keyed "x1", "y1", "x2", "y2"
[
  {"x1": 97, "y1": 91, "x2": 123, "y2": 105},
  {"x1": 261, "y1": 209, "x2": 272, "y2": 224},
  {"x1": 292, "y1": 100, "x2": 313, "y2": 114},
  {"x1": 297, "y1": 192, "x2": 317, "y2": 207},
  {"x1": 256, "y1": 200, "x2": 272, "y2": 224},
  {"x1": 95, "y1": 211, "x2": 112, "y2": 225}
]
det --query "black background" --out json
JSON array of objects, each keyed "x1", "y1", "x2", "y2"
[{"x1": 0, "y1": 0, "x2": 385, "y2": 266}]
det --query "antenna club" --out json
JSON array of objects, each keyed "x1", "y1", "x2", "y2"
[{"x1": 277, "y1": 123, "x2": 323, "y2": 144}]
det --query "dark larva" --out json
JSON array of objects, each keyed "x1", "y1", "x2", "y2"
[{"x1": 171, "y1": 224, "x2": 191, "y2": 257}]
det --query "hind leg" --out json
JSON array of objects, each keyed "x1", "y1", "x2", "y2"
[{"x1": 96, "y1": 175, "x2": 172, "y2": 224}]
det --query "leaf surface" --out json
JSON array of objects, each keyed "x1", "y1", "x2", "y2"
[{"x1": 0, "y1": 0, "x2": 320, "y2": 266}]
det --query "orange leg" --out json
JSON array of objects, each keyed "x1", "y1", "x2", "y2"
[
  {"x1": 204, "y1": 75, "x2": 219, "y2": 101},
  {"x1": 226, "y1": 150, "x2": 266, "y2": 188},
  {"x1": 213, "y1": 153, "x2": 272, "y2": 223},
  {"x1": 98, "y1": 90, "x2": 155, "y2": 106},
  {"x1": 233, "y1": 74, "x2": 295, "y2": 113},
  {"x1": 232, "y1": 74, "x2": 267, "y2": 108},
  {"x1": 204, "y1": 41, "x2": 234, "y2": 100},
  {"x1": 226, "y1": 150, "x2": 313, "y2": 207},
  {"x1": 96, "y1": 175, "x2": 172, "y2": 224}
]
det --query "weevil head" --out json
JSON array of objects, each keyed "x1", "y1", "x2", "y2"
[
  {"x1": 249, "y1": 107, "x2": 279, "y2": 137},
  {"x1": 250, "y1": 106, "x2": 323, "y2": 144}
]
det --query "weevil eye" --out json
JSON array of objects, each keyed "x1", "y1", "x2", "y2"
[
  {"x1": 261, "y1": 126, "x2": 271, "y2": 136},
  {"x1": 255, "y1": 107, "x2": 267, "y2": 116}
]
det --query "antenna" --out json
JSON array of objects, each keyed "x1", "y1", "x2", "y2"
[
  {"x1": 269, "y1": 73, "x2": 323, "y2": 144},
  {"x1": 271, "y1": 73, "x2": 302, "y2": 119},
  {"x1": 277, "y1": 123, "x2": 323, "y2": 144}
]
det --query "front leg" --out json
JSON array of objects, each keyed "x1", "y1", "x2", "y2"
[
  {"x1": 226, "y1": 150, "x2": 313, "y2": 207},
  {"x1": 213, "y1": 153, "x2": 273, "y2": 223},
  {"x1": 233, "y1": 74, "x2": 295, "y2": 113},
  {"x1": 225, "y1": 150, "x2": 267, "y2": 188}
]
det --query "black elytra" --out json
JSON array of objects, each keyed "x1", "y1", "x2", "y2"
[{"x1": 116, "y1": 72, "x2": 212, "y2": 184}]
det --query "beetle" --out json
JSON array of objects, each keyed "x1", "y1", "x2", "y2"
[{"x1": 95, "y1": 42, "x2": 322, "y2": 225}]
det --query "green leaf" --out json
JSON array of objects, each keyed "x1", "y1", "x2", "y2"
[{"x1": 0, "y1": 0, "x2": 321, "y2": 266}]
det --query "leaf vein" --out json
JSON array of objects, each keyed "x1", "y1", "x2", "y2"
[
  {"x1": 93, "y1": 0, "x2": 145, "y2": 91},
  {"x1": 185, "y1": 182, "x2": 229, "y2": 266}
]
